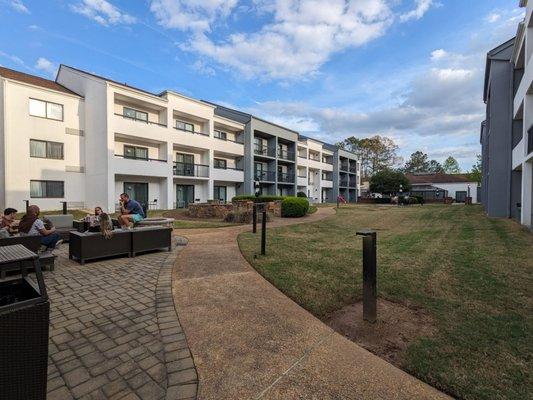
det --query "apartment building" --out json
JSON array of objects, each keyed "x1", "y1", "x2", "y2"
[
  {"x1": 481, "y1": 0, "x2": 533, "y2": 229},
  {"x1": 0, "y1": 64, "x2": 360, "y2": 212}
]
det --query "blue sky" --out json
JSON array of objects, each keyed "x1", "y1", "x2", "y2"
[{"x1": 0, "y1": 0, "x2": 524, "y2": 170}]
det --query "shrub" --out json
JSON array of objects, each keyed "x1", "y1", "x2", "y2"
[
  {"x1": 297, "y1": 191, "x2": 307, "y2": 198},
  {"x1": 281, "y1": 197, "x2": 309, "y2": 218},
  {"x1": 232, "y1": 195, "x2": 285, "y2": 203},
  {"x1": 374, "y1": 197, "x2": 391, "y2": 204}
]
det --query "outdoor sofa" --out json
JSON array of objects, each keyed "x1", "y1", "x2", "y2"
[{"x1": 69, "y1": 226, "x2": 172, "y2": 265}]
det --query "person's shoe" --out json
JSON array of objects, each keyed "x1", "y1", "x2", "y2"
[{"x1": 54, "y1": 239, "x2": 64, "y2": 249}]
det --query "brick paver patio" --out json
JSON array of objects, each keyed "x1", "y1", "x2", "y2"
[{"x1": 43, "y1": 243, "x2": 196, "y2": 400}]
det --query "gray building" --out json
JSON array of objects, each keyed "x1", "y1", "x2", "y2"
[
  {"x1": 207, "y1": 102, "x2": 360, "y2": 202},
  {"x1": 481, "y1": 38, "x2": 518, "y2": 219}
]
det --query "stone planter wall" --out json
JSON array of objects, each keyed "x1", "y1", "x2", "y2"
[{"x1": 187, "y1": 200, "x2": 282, "y2": 220}]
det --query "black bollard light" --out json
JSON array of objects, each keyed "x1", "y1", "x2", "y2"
[
  {"x1": 61, "y1": 201, "x2": 68, "y2": 215},
  {"x1": 253, "y1": 203, "x2": 257, "y2": 234},
  {"x1": 24, "y1": 200, "x2": 29, "y2": 212},
  {"x1": 261, "y1": 210, "x2": 267, "y2": 255},
  {"x1": 356, "y1": 229, "x2": 377, "y2": 323}
]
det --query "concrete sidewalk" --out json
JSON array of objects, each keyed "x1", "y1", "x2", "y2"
[{"x1": 172, "y1": 208, "x2": 450, "y2": 399}]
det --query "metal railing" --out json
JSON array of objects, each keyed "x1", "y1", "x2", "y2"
[
  {"x1": 213, "y1": 165, "x2": 244, "y2": 171},
  {"x1": 115, "y1": 113, "x2": 167, "y2": 127},
  {"x1": 277, "y1": 149, "x2": 295, "y2": 161},
  {"x1": 309, "y1": 154, "x2": 320, "y2": 161},
  {"x1": 278, "y1": 172, "x2": 295, "y2": 183},
  {"x1": 115, "y1": 154, "x2": 167, "y2": 162},
  {"x1": 254, "y1": 145, "x2": 276, "y2": 157},
  {"x1": 174, "y1": 126, "x2": 209, "y2": 136},
  {"x1": 173, "y1": 162, "x2": 209, "y2": 177},
  {"x1": 214, "y1": 134, "x2": 244, "y2": 144},
  {"x1": 254, "y1": 170, "x2": 276, "y2": 182},
  {"x1": 322, "y1": 175, "x2": 333, "y2": 181},
  {"x1": 322, "y1": 158, "x2": 333, "y2": 165}
]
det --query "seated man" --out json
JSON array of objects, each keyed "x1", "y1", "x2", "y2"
[
  {"x1": 118, "y1": 193, "x2": 145, "y2": 228},
  {"x1": 18, "y1": 205, "x2": 62, "y2": 250},
  {"x1": 0, "y1": 207, "x2": 18, "y2": 236}
]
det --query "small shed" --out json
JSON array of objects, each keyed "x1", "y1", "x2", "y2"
[{"x1": 406, "y1": 173, "x2": 480, "y2": 203}]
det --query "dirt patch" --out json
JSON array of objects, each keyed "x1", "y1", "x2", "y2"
[{"x1": 324, "y1": 299, "x2": 436, "y2": 367}]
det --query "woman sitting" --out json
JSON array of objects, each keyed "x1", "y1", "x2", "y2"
[
  {"x1": 19, "y1": 205, "x2": 62, "y2": 250},
  {"x1": 99, "y1": 213, "x2": 114, "y2": 239}
]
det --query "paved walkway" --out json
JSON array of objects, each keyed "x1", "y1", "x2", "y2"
[
  {"x1": 173, "y1": 208, "x2": 450, "y2": 400},
  {"x1": 44, "y1": 245, "x2": 197, "y2": 400}
]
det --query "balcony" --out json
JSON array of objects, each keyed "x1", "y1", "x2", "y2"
[
  {"x1": 254, "y1": 145, "x2": 276, "y2": 158},
  {"x1": 297, "y1": 177, "x2": 307, "y2": 187},
  {"x1": 309, "y1": 154, "x2": 320, "y2": 162},
  {"x1": 214, "y1": 130, "x2": 244, "y2": 144},
  {"x1": 340, "y1": 163, "x2": 349, "y2": 172},
  {"x1": 114, "y1": 154, "x2": 169, "y2": 177},
  {"x1": 114, "y1": 113, "x2": 167, "y2": 128},
  {"x1": 173, "y1": 162, "x2": 209, "y2": 178},
  {"x1": 349, "y1": 179, "x2": 357, "y2": 188},
  {"x1": 278, "y1": 172, "x2": 295, "y2": 184},
  {"x1": 174, "y1": 126, "x2": 209, "y2": 136},
  {"x1": 254, "y1": 170, "x2": 276, "y2": 182},
  {"x1": 322, "y1": 174, "x2": 332, "y2": 181},
  {"x1": 340, "y1": 179, "x2": 349, "y2": 187},
  {"x1": 278, "y1": 149, "x2": 295, "y2": 161},
  {"x1": 212, "y1": 166, "x2": 244, "y2": 182}
]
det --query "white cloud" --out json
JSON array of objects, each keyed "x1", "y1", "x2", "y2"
[
  {"x1": 0, "y1": 50, "x2": 26, "y2": 67},
  {"x1": 486, "y1": 13, "x2": 501, "y2": 23},
  {"x1": 35, "y1": 57, "x2": 57, "y2": 78},
  {"x1": 190, "y1": 59, "x2": 216, "y2": 76},
  {"x1": 399, "y1": 0, "x2": 437, "y2": 23},
  {"x1": 9, "y1": 0, "x2": 29, "y2": 13},
  {"x1": 181, "y1": 0, "x2": 394, "y2": 79},
  {"x1": 430, "y1": 49, "x2": 448, "y2": 61},
  {"x1": 150, "y1": 0, "x2": 238, "y2": 32},
  {"x1": 71, "y1": 0, "x2": 136, "y2": 26}
]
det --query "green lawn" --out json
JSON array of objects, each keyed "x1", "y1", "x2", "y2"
[{"x1": 238, "y1": 204, "x2": 533, "y2": 400}]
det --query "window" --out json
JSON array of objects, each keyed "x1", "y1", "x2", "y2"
[
  {"x1": 214, "y1": 130, "x2": 227, "y2": 140},
  {"x1": 123, "y1": 107, "x2": 148, "y2": 122},
  {"x1": 214, "y1": 158, "x2": 227, "y2": 169},
  {"x1": 176, "y1": 120, "x2": 194, "y2": 132},
  {"x1": 30, "y1": 139, "x2": 64, "y2": 159},
  {"x1": 214, "y1": 186, "x2": 227, "y2": 203},
  {"x1": 29, "y1": 99, "x2": 63, "y2": 121},
  {"x1": 30, "y1": 180, "x2": 64, "y2": 198},
  {"x1": 124, "y1": 145, "x2": 149, "y2": 160}
]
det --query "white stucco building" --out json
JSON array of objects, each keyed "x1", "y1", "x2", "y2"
[
  {"x1": 407, "y1": 173, "x2": 479, "y2": 203},
  {"x1": 0, "y1": 65, "x2": 360, "y2": 212}
]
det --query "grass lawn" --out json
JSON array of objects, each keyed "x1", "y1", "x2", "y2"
[{"x1": 238, "y1": 204, "x2": 532, "y2": 400}]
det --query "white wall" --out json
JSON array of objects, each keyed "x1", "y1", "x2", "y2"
[
  {"x1": 435, "y1": 182, "x2": 479, "y2": 203},
  {"x1": 2, "y1": 78, "x2": 86, "y2": 211}
]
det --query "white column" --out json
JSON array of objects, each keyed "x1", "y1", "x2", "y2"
[
  {"x1": 162, "y1": 141, "x2": 174, "y2": 209},
  {"x1": 521, "y1": 161, "x2": 532, "y2": 227}
]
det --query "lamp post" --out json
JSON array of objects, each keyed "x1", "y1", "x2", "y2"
[
  {"x1": 253, "y1": 180, "x2": 260, "y2": 233},
  {"x1": 398, "y1": 184, "x2": 403, "y2": 207},
  {"x1": 467, "y1": 184, "x2": 471, "y2": 205}
]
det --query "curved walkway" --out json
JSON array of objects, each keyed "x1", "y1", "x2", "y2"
[{"x1": 173, "y1": 208, "x2": 450, "y2": 400}]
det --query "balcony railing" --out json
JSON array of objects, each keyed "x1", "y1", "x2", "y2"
[
  {"x1": 115, "y1": 113, "x2": 167, "y2": 127},
  {"x1": 278, "y1": 172, "x2": 295, "y2": 183},
  {"x1": 277, "y1": 149, "x2": 295, "y2": 161},
  {"x1": 254, "y1": 170, "x2": 276, "y2": 182},
  {"x1": 214, "y1": 135, "x2": 244, "y2": 144},
  {"x1": 254, "y1": 145, "x2": 276, "y2": 157},
  {"x1": 174, "y1": 126, "x2": 209, "y2": 136},
  {"x1": 214, "y1": 165, "x2": 244, "y2": 171},
  {"x1": 298, "y1": 154, "x2": 307, "y2": 159},
  {"x1": 322, "y1": 158, "x2": 333, "y2": 165},
  {"x1": 309, "y1": 154, "x2": 320, "y2": 161},
  {"x1": 173, "y1": 162, "x2": 209, "y2": 178},
  {"x1": 115, "y1": 154, "x2": 167, "y2": 162},
  {"x1": 322, "y1": 175, "x2": 333, "y2": 181}
]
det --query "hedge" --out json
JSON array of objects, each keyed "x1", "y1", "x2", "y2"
[
  {"x1": 232, "y1": 195, "x2": 285, "y2": 203},
  {"x1": 281, "y1": 197, "x2": 309, "y2": 218}
]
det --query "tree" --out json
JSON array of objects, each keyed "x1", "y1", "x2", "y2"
[
  {"x1": 404, "y1": 151, "x2": 430, "y2": 173},
  {"x1": 468, "y1": 154, "x2": 482, "y2": 183},
  {"x1": 336, "y1": 135, "x2": 399, "y2": 178},
  {"x1": 428, "y1": 160, "x2": 444, "y2": 173},
  {"x1": 442, "y1": 156, "x2": 461, "y2": 174},
  {"x1": 369, "y1": 169, "x2": 411, "y2": 195}
]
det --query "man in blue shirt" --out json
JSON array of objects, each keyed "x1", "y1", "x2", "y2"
[{"x1": 118, "y1": 193, "x2": 145, "y2": 228}]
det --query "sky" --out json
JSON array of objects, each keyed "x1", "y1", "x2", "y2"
[{"x1": 0, "y1": 0, "x2": 525, "y2": 171}]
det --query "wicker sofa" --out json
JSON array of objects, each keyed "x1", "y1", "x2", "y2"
[{"x1": 69, "y1": 227, "x2": 172, "y2": 265}]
